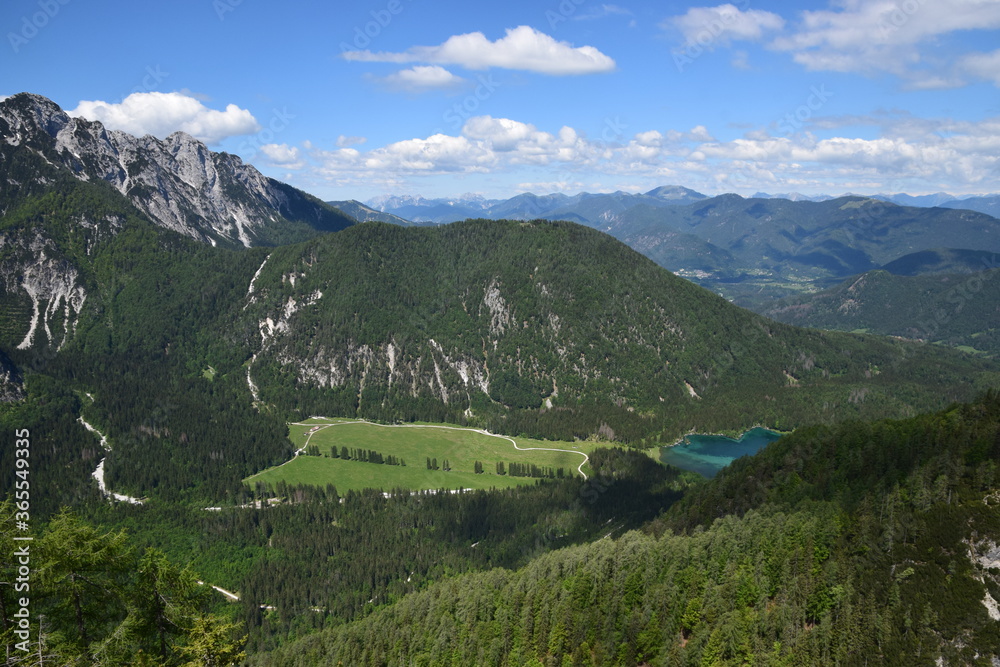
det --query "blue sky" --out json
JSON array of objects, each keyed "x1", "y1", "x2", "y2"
[{"x1": 3, "y1": 0, "x2": 1000, "y2": 200}]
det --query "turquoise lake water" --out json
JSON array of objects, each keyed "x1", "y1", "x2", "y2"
[{"x1": 659, "y1": 427, "x2": 784, "y2": 478}]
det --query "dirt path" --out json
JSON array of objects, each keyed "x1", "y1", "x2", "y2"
[
  {"x1": 289, "y1": 419, "x2": 591, "y2": 480},
  {"x1": 198, "y1": 580, "x2": 240, "y2": 602}
]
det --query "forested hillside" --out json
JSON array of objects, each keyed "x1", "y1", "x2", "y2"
[
  {"x1": 1, "y1": 180, "x2": 998, "y2": 507},
  {"x1": 0, "y1": 504, "x2": 246, "y2": 665},
  {"x1": 245, "y1": 219, "x2": 997, "y2": 446},
  {"x1": 764, "y1": 268, "x2": 1000, "y2": 357},
  {"x1": 0, "y1": 149, "x2": 290, "y2": 508},
  {"x1": 251, "y1": 392, "x2": 1000, "y2": 666}
]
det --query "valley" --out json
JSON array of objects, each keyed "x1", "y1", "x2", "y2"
[{"x1": 3, "y1": 91, "x2": 1000, "y2": 665}]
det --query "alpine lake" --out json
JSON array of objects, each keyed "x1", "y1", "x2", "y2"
[{"x1": 659, "y1": 427, "x2": 785, "y2": 478}]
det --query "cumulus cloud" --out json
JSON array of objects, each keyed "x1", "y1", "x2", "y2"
[
  {"x1": 68, "y1": 92, "x2": 260, "y2": 144},
  {"x1": 770, "y1": 0, "x2": 1000, "y2": 83},
  {"x1": 380, "y1": 65, "x2": 466, "y2": 92},
  {"x1": 299, "y1": 112, "x2": 1000, "y2": 197},
  {"x1": 668, "y1": 4, "x2": 785, "y2": 48},
  {"x1": 260, "y1": 143, "x2": 303, "y2": 168},
  {"x1": 343, "y1": 25, "x2": 615, "y2": 75}
]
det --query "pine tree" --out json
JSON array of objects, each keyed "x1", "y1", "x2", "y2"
[{"x1": 177, "y1": 615, "x2": 246, "y2": 667}]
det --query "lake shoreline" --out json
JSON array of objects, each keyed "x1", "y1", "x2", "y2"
[{"x1": 659, "y1": 427, "x2": 787, "y2": 478}]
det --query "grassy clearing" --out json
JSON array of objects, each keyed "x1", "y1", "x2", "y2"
[{"x1": 245, "y1": 418, "x2": 594, "y2": 493}]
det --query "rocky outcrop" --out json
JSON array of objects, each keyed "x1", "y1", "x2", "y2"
[
  {"x1": 0, "y1": 93, "x2": 354, "y2": 247},
  {"x1": 0, "y1": 231, "x2": 87, "y2": 352}
]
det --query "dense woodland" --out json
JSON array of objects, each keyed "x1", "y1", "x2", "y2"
[
  {"x1": 79, "y1": 448, "x2": 688, "y2": 655},
  {"x1": 252, "y1": 392, "x2": 1000, "y2": 666},
  {"x1": 0, "y1": 503, "x2": 246, "y2": 665},
  {"x1": 2, "y1": 124, "x2": 1000, "y2": 664},
  {"x1": 764, "y1": 267, "x2": 1000, "y2": 357},
  {"x1": 246, "y1": 219, "x2": 998, "y2": 447}
]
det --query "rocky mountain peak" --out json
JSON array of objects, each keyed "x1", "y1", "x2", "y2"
[{"x1": 0, "y1": 93, "x2": 353, "y2": 247}]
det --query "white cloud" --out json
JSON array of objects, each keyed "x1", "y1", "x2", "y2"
[
  {"x1": 343, "y1": 25, "x2": 616, "y2": 75},
  {"x1": 770, "y1": 0, "x2": 1000, "y2": 84},
  {"x1": 296, "y1": 112, "x2": 1000, "y2": 198},
  {"x1": 336, "y1": 135, "x2": 366, "y2": 147},
  {"x1": 668, "y1": 4, "x2": 785, "y2": 47},
  {"x1": 68, "y1": 92, "x2": 260, "y2": 144},
  {"x1": 380, "y1": 65, "x2": 466, "y2": 92},
  {"x1": 731, "y1": 50, "x2": 751, "y2": 70},
  {"x1": 260, "y1": 143, "x2": 303, "y2": 168},
  {"x1": 959, "y1": 49, "x2": 1000, "y2": 86}
]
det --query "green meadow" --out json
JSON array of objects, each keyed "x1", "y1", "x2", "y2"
[{"x1": 245, "y1": 418, "x2": 594, "y2": 493}]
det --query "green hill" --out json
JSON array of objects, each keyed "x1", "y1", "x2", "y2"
[
  {"x1": 244, "y1": 219, "x2": 997, "y2": 447},
  {"x1": 763, "y1": 268, "x2": 1000, "y2": 356}
]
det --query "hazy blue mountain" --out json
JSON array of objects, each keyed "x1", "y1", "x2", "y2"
[
  {"x1": 751, "y1": 191, "x2": 835, "y2": 202},
  {"x1": 364, "y1": 185, "x2": 709, "y2": 225},
  {"x1": 874, "y1": 192, "x2": 963, "y2": 207},
  {"x1": 606, "y1": 194, "x2": 1000, "y2": 307},
  {"x1": 941, "y1": 194, "x2": 1000, "y2": 218},
  {"x1": 326, "y1": 200, "x2": 425, "y2": 226}
]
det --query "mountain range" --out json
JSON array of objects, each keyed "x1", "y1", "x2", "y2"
[
  {"x1": 363, "y1": 185, "x2": 1000, "y2": 309},
  {"x1": 1, "y1": 93, "x2": 994, "y2": 496},
  {"x1": 5, "y1": 93, "x2": 1000, "y2": 665},
  {"x1": 366, "y1": 187, "x2": 998, "y2": 222}
]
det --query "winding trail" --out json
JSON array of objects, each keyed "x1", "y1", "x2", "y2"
[
  {"x1": 198, "y1": 580, "x2": 240, "y2": 602},
  {"x1": 288, "y1": 418, "x2": 590, "y2": 480}
]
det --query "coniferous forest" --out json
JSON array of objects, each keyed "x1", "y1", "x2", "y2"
[{"x1": 2, "y1": 93, "x2": 1000, "y2": 665}]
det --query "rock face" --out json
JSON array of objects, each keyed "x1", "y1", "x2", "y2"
[{"x1": 0, "y1": 93, "x2": 353, "y2": 247}]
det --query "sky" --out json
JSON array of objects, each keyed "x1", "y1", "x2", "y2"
[{"x1": 3, "y1": 0, "x2": 1000, "y2": 201}]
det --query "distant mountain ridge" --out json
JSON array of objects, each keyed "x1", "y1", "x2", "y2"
[
  {"x1": 0, "y1": 93, "x2": 355, "y2": 247},
  {"x1": 366, "y1": 187, "x2": 998, "y2": 225},
  {"x1": 326, "y1": 200, "x2": 426, "y2": 226},
  {"x1": 941, "y1": 194, "x2": 1000, "y2": 218},
  {"x1": 363, "y1": 186, "x2": 1000, "y2": 308},
  {"x1": 364, "y1": 185, "x2": 708, "y2": 225}
]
